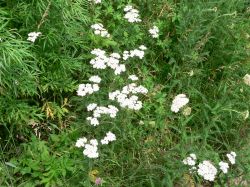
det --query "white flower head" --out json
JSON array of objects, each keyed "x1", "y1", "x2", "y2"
[
  {"x1": 101, "y1": 131, "x2": 116, "y2": 145},
  {"x1": 219, "y1": 161, "x2": 229, "y2": 174},
  {"x1": 87, "y1": 103, "x2": 98, "y2": 111},
  {"x1": 197, "y1": 160, "x2": 217, "y2": 182},
  {"x1": 183, "y1": 153, "x2": 197, "y2": 166},
  {"x1": 139, "y1": 45, "x2": 147, "y2": 50},
  {"x1": 226, "y1": 151, "x2": 236, "y2": 165},
  {"x1": 77, "y1": 83, "x2": 99, "y2": 97},
  {"x1": 86, "y1": 117, "x2": 100, "y2": 126},
  {"x1": 90, "y1": 139, "x2": 98, "y2": 146},
  {"x1": 243, "y1": 74, "x2": 250, "y2": 86},
  {"x1": 27, "y1": 32, "x2": 42, "y2": 42},
  {"x1": 89, "y1": 75, "x2": 102, "y2": 83},
  {"x1": 91, "y1": 23, "x2": 110, "y2": 38},
  {"x1": 124, "y1": 5, "x2": 141, "y2": 23},
  {"x1": 123, "y1": 46, "x2": 146, "y2": 61},
  {"x1": 83, "y1": 144, "x2": 99, "y2": 158},
  {"x1": 128, "y1": 75, "x2": 139, "y2": 81},
  {"x1": 149, "y1": 26, "x2": 159, "y2": 38},
  {"x1": 75, "y1": 137, "x2": 87, "y2": 148},
  {"x1": 171, "y1": 94, "x2": 189, "y2": 113},
  {"x1": 88, "y1": 0, "x2": 101, "y2": 4}
]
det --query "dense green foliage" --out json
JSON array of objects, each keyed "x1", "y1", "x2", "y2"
[{"x1": 0, "y1": 0, "x2": 250, "y2": 186}]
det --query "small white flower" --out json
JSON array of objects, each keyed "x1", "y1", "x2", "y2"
[
  {"x1": 91, "y1": 23, "x2": 110, "y2": 37},
  {"x1": 139, "y1": 45, "x2": 147, "y2": 50},
  {"x1": 124, "y1": 5, "x2": 141, "y2": 23},
  {"x1": 101, "y1": 131, "x2": 116, "y2": 145},
  {"x1": 27, "y1": 32, "x2": 42, "y2": 42},
  {"x1": 219, "y1": 161, "x2": 229, "y2": 174},
  {"x1": 149, "y1": 26, "x2": 159, "y2": 38},
  {"x1": 106, "y1": 131, "x2": 116, "y2": 141},
  {"x1": 226, "y1": 151, "x2": 236, "y2": 165},
  {"x1": 86, "y1": 117, "x2": 99, "y2": 126},
  {"x1": 128, "y1": 75, "x2": 139, "y2": 81},
  {"x1": 183, "y1": 153, "x2": 196, "y2": 166},
  {"x1": 197, "y1": 160, "x2": 217, "y2": 182},
  {"x1": 75, "y1": 137, "x2": 87, "y2": 148},
  {"x1": 110, "y1": 53, "x2": 121, "y2": 59},
  {"x1": 83, "y1": 144, "x2": 99, "y2": 158},
  {"x1": 90, "y1": 139, "x2": 98, "y2": 146},
  {"x1": 101, "y1": 139, "x2": 109, "y2": 145},
  {"x1": 88, "y1": 0, "x2": 101, "y2": 4},
  {"x1": 77, "y1": 83, "x2": 99, "y2": 97},
  {"x1": 109, "y1": 83, "x2": 148, "y2": 110},
  {"x1": 89, "y1": 75, "x2": 101, "y2": 83},
  {"x1": 171, "y1": 94, "x2": 189, "y2": 113},
  {"x1": 243, "y1": 74, "x2": 250, "y2": 86},
  {"x1": 92, "y1": 84, "x2": 100, "y2": 92},
  {"x1": 87, "y1": 103, "x2": 98, "y2": 111}
]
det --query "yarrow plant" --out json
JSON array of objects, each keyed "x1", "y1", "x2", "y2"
[
  {"x1": 86, "y1": 104, "x2": 119, "y2": 126},
  {"x1": 226, "y1": 151, "x2": 236, "y2": 165},
  {"x1": 76, "y1": 83, "x2": 99, "y2": 97},
  {"x1": 124, "y1": 5, "x2": 141, "y2": 23},
  {"x1": 218, "y1": 161, "x2": 229, "y2": 174},
  {"x1": 123, "y1": 45, "x2": 147, "y2": 60},
  {"x1": 183, "y1": 153, "x2": 197, "y2": 166},
  {"x1": 89, "y1": 75, "x2": 102, "y2": 84},
  {"x1": 149, "y1": 26, "x2": 159, "y2": 38},
  {"x1": 128, "y1": 75, "x2": 139, "y2": 81},
  {"x1": 101, "y1": 131, "x2": 116, "y2": 145},
  {"x1": 75, "y1": 138, "x2": 99, "y2": 158},
  {"x1": 75, "y1": 3, "x2": 150, "y2": 158},
  {"x1": 27, "y1": 32, "x2": 41, "y2": 42},
  {"x1": 197, "y1": 160, "x2": 218, "y2": 182},
  {"x1": 109, "y1": 83, "x2": 148, "y2": 110},
  {"x1": 183, "y1": 152, "x2": 237, "y2": 182},
  {"x1": 171, "y1": 94, "x2": 189, "y2": 113},
  {"x1": 91, "y1": 23, "x2": 110, "y2": 38},
  {"x1": 90, "y1": 49, "x2": 126, "y2": 75}
]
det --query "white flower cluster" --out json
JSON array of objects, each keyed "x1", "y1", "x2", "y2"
[
  {"x1": 183, "y1": 151, "x2": 236, "y2": 181},
  {"x1": 109, "y1": 83, "x2": 148, "y2": 110},
  {"x1": 123, "y1": 45, "x2": 147, "y2": 60},
  {"x1": 90, "y1": 49, "x2": 126, "y2": 75},
  {"x1": 171, "y1": 94, "x2": 189, "y2": 113},
  {"x1": 88, "y1": 0, "x2": 101, "y2": 4},
  {"x1": 128, "y1": 75, "x2": 139, "y2": 81},
  {"x1": 183, "y1": 153, "x2": 197, "y2": 166},
  {"x1": 226, "y1": 151, "x2": 236, "y2": 165},
  {"x1": 86, "y1": 104, "x2": 119, "y2": 126},
  {"x1": 149, "y1": 26, "x2": 159, "y2": 38},
  {"x1": 243, "y1": 74, "x2": 250, "y2": 86},
  {"x1": 91, "y1": 23, "x2": 110, "y2": 38},
  {"x1": 89, "y1": 75, "x2": 102, "y2": 83},
  {"x1": 197, "y1": 160, "x2": 218, "y2": 182},
  {"x1": 75, "y1": 137, "x2": 99, "y2": 158},
  {"x1": 219, "y1": 161, "x2": 229, "y2": 174},
  {"x1": 101, "y1": 131, "x2": 116, "y2": 145},
  {"x1": 27, "y1": 32, "x2": 41, "y2": 43},
  {"x1": 77, "y1": 83, "x2": 99, "y2": 96},
  {"x1": 76, "y1": 3, "x2": 150, "y2": 159},
  {"x1": 124, "y1": 5, "x2": 141, "y2": 23}
]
